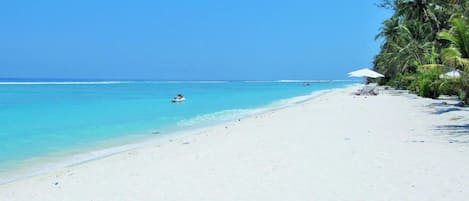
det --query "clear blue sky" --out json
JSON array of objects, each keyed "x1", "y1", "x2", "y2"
[{"x1": 0, "y1": 0, "x2": 390, "y2": 80}]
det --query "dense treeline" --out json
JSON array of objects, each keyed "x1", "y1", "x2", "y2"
[{"x1": 373, "y1": 0, "x2": 469, "y2": 104}]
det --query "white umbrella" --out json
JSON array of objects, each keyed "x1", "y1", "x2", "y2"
[
  {"x1": 439, "y1": 70, "x2": 460, "y2": 79},
  {"x1": 348, "y1": 68, "x2": 384, "y2": 78}
]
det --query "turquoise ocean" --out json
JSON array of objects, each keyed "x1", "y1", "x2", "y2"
[{"x1": 0, "y1": 79, "x2": 354, "y2": 183}]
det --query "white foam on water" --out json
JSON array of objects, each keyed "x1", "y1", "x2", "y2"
[
  {"x1": 243, "y1": 80, "x2": 359, "y2": 83},
  {"x1": 0, "y1": 81, "x2": 129, "y2": 85},
  {"x1": 142, "y1": 81, "x2": 230, "y2": 84},
  {"x1": 177, "y1": 109, "x2": 252, "y2": 127},
  {"x1": 176, "y1": 89, "x2": 334, "y2": 129}
]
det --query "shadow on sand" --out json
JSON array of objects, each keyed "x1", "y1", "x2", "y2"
[
  {"x1": 434, "y1": 124, "x2": 469, "y2": 143},
  {"x1": 432, "y1": 107, "x2": 462, "y2": 114}
]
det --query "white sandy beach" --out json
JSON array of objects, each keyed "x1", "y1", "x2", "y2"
[{"x1": 1, "y1": 85, "x2": 468, "y2": 201}]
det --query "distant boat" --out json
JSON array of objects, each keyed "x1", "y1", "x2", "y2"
[{"x1": 171, "y1": 94, "x2": 185, "y2": 103}]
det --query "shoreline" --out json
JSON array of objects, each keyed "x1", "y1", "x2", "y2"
[
  {"x1": 1, "y1": 85, "x2": 468, "y2": 200},
  {"x1": 0, "y1": 86, "x2": 345, "y2": 185}
]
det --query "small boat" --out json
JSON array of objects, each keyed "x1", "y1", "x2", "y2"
[
  {"x1": 171, "y1": 97, "x2": 185, "y2": 102},
  {"x1": 171, "y1": 94, "x2": 185, "y2": 103}
]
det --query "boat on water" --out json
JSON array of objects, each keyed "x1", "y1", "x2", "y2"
[{"x1": 171, "y1": 94, "x2": 185, "y2": 103}]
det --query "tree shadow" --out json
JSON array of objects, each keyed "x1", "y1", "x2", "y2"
[
  {"x1": 432, "y1": 107, "x2": 462, "y2": 114},
  {"x1": 427, "y1": 100, "x2": 467, "y2": 114},
  {"x1": 434, "y1": 124, "x2": 469, "y2": 143}
]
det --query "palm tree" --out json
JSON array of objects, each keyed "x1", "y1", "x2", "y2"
[
  {"x1": 438, "y1": 15, "x2": 469, "y2": 68},
  {"x1": 395, "y1": 0, "x2": 438, "y2": 22},
  {"x1": 376, "y1": 17, "x2": 401, "y2": 47},
  {"x1": 374, "y1": 17, "x2": 403, "y2": 79},
  {"x1": 374, "y1": 0, "x2": 469, "y2": 101},
  {"x1": 438, "y1": 15, "x2": 469, "y2": 103},
  {"x1": 380, "y1": 20, "x2": 434, "y2": 74}
]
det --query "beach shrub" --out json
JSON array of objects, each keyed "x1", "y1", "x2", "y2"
[
  {"x1": 376, "y1": 77, "x2": 388, "y2": 86},
  {"x1": 439, "y1": 76, "x2": 463, "y2": 96},
  {"x1": 388, "y1": 73, "x2": 415, "y2": 90},
  {"x1": 409, "y1": 70, "x2": 441, "y2": 98},
  {"x1": 460, "y1": 72, "x2": 469, "y2": 104}
]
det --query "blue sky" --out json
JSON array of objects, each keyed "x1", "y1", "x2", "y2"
[{"x1": 0, "y1": 0, "x2": 390, "y2": 80}]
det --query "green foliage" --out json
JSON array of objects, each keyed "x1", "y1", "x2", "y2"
[
  {"x1": 439, "y1": 78, "x2": 460, "y2": 95},
  {"x1": 409, "y1": 69, "x2": 442, "y2": 98},
  {"x1": 438, "y1": 14, "x2": 469, "y2": 104},
  {"x1": 374, "y1": 0, "x2": 469, "y2": 104},
  {"x1": 459, "y1": 72, "x2": 469, "y2": 104},
  {"x1": 388, "y1": 73, "x2": 415, "y2": 89},
  {"x1": 438, "y1": 15, "x2": 469, "y2": 69}
]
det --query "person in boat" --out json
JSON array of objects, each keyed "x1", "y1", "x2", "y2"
[{"x1": 172, "y1": 94, "x2": 185, "y2": 102}]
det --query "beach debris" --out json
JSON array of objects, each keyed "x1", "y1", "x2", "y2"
[
  {"x1": 182, "y1": 142, "x2": 190, "y2": 145},
  {"x1": 152, "y1": 131, "x2": 161, "y2": 134},
  {"x1": 344, "y1": 138, "x2": 351, "y2": 141},
  {"x1": 450, "y1": 116, "x2": 463, "y2": 121},
  {"x1": 53, "y1": 182, "x2": 59, "y2": 186}
]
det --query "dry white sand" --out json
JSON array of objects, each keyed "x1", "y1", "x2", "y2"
[{"x1": 1, "y1": 85, "x2": 468, "y2": 201}]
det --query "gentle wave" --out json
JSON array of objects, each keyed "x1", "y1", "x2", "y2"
[
  {"x1": 0, "y1": 80, "x2": 231, "y2": 85},
  {"x1": 0, "y1": 81, "x2": 128, "y2": 85},
  {"x1": 243, "y1": 80, "x2": 316, "y2": 83},
  {"x1": 177, "y1": 89, "x2": 332, "y2": 128},
  {"x1": 158, "y1": 81, "x2": 229, "y2": 84},
  {"x1": 243, "y1": 80, "x2": 278, "y2": 83},
  {"x1": 244, "y1": 80, "x2": 347, "y2": 83},
  {"x1": 277, "y1": 79, "x2": 334, "y2": 83},
  {"x1": 177, "y1": 109, "x2": 254, "y2": 127}
]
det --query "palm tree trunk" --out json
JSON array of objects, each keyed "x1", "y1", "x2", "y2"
[{"x1": 465, "y1": 88, "x2": 469, "y2": 105}]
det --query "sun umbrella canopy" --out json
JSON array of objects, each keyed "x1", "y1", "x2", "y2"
[
  {"x1": 439, "y1": 70, "x2": 461, "y2": 79},
  {"x1": 348, "y1": 68, "x2": 384, "y2": 78}
]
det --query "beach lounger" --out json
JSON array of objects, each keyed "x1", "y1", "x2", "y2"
[{"x1": 354, "y1": 84, "x2": 378, "y2": 96}]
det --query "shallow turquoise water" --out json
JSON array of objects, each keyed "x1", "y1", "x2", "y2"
[{"x1": 0, "y1": 80, "x2": 353, "y2": 179}]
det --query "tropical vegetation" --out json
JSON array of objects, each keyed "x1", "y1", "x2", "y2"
[{"x1": 373, "y1": 0, "x2": 469, "y2": 104}]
